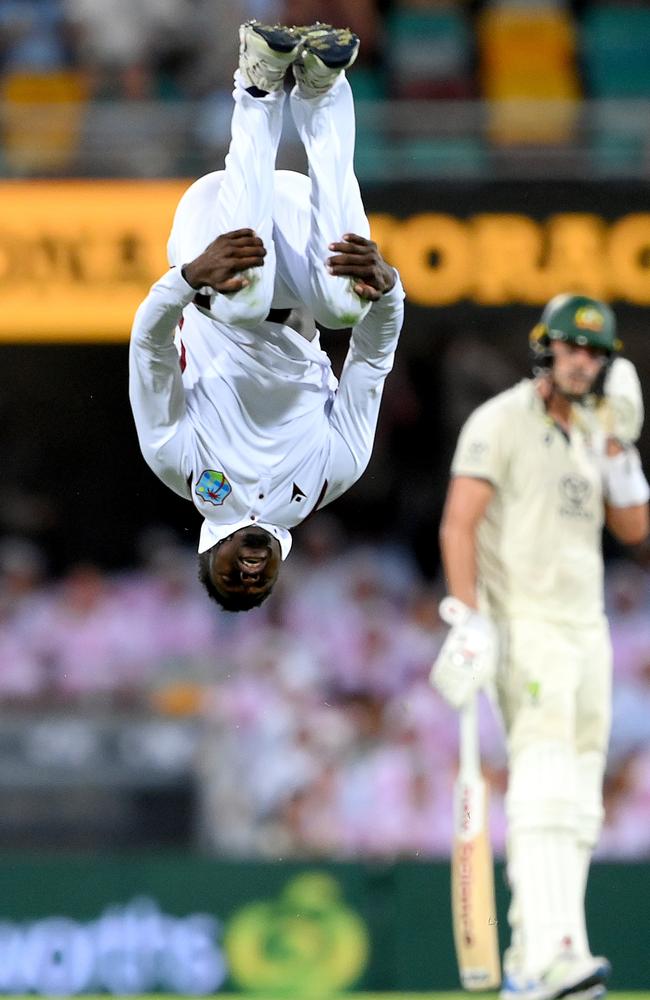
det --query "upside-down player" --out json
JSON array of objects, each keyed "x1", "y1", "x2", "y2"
[
  {"x1": 431, "y1": 294, "x2": 649, "y2": 1000},
  {"x1": 129, "y1": 21, "x2": 403, "y2": 612}
]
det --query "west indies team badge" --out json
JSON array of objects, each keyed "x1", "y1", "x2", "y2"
[{"x1": 195, "y1": 470, "x2": 232, "y2": 506}]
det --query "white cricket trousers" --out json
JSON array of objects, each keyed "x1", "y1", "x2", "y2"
[{"x1": 167, "y1": 71, "x2": 372, "y2": 330}]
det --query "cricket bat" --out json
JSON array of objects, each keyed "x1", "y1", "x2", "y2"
[{"x1": 451, "y1": 693, "x2": 501, "y2": 991}]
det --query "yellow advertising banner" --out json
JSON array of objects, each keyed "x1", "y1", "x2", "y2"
[
  {"x1": 1, "y1": 181, "x2": 650, "y2": 341},
  {"x1": 0, "y1": 180, "x2": 186, "y2": 342}
]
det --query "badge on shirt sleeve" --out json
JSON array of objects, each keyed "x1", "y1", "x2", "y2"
[
  {"x1": 195, "y1": 470, "x2": 232, "y2": 506},
  {"x1": 466, "y1": 440, "x2": 488, "y2": 462}
]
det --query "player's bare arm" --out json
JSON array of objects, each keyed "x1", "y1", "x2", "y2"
[
  {"x1": 326, "y1": 234, "x2": 395, "y2": 301},
  {"x1": 182, "y1": 229, "x2": 267, "y2": 293},
  {"x1": 439, "y1": 475, "x2": 495, "y2": 609},
  {"x1": 605, "y1": 502, "x2": 649, "y2": 545}
]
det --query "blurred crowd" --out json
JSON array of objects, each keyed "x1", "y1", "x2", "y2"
[
  {"x1": 1, "y1": 517, "x2": 649, "y2": 860},
  {"x1": 2, "y1": 0, "x2": 650, "y2": 176},
  {"x1": 1, "y1": 0, "x2": 639, "y2": 102}
]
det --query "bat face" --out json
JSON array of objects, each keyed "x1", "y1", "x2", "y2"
[{"x1": 452, "y1": 775, "x2": 501, "y2": 991}]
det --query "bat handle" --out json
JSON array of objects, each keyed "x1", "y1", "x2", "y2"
[{"x1": 459, "y1": 693, "x2": 481, "y2": 776}]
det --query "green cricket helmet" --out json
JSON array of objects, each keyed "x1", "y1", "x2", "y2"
[{"x1": 530, "y1": 293, "x2": 622, "y2": 365}]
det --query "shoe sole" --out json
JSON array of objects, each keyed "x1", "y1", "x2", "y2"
[
  {"x1": 304, "y1": 30, "x2": 359, "y2": 68},
  {"x1": 500, "y1": 963, "x2": 610, "y2": 1000},
  {"x1": 293, "y1": 22, "x2": 333, "y2": 34},
  {"x1": 570, "y1": 987, "x2": 606, "y2": 1000},
  {"x1": 501, "y1": 984, "x2": 606, "y2": 1000},
  {"x1": 250, "y1": 23, "x2": 302, "y2": 54}
]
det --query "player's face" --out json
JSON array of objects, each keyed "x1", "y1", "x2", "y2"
[
  {"x1": 209, "y1": 527, "x2": 281, "y2": 602},
  {"x1": 551, "y1": 340, "x2": 607, "y2": 399}
]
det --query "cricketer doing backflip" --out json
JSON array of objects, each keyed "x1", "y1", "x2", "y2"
[
  {"x1": 431, "y1": 294, "x2": 650, "y2": 1000},
  {"x1": 129, "y1": 20, "x2": 403, "y2": 613}
]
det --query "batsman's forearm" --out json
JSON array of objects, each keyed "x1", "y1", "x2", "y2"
[
  {"x1": 605, "y1": 501, "x2": 650, "y2": 545},
  {"x1": 440, "y1": 520, "x2": 480, "y2": 609}
]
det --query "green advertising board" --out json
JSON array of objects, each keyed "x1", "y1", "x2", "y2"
[{"x1": 0, "y1": 858, "x2": 647, "y2": 995}]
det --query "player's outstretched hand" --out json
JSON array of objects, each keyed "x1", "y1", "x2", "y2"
[
  {"x1": 326, "y1": 234, "x2": 395, "y2": 301},
  {"x1": 182, "y1": 229, "x2": 266, "y2": 293}
]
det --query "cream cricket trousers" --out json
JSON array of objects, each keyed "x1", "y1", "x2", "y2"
[
  {"x1": 497, "y1": 616, "x2": 612, "y2": 760},
  {"x1": 166, "y1": 72, "x2": 371, "y2": 330},
  {"x1": 495, "y1": 616, "x2": 612, "y2": 975}
]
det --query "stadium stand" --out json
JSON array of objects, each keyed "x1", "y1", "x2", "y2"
[
  {"x1": 477, "y1": 0, "x2": 582, "y2": 145},
  {"x1": 579, "y1": 2, "x2": 650, "y2": 171}
]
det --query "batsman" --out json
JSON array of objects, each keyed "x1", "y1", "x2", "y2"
[{"x1": 431, "y1": 294, "x2": 649, "y2": 1000}]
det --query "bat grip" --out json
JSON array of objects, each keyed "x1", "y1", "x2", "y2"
[{"x1": 459, "y1": 694, "x2": 481, "y2": 777}]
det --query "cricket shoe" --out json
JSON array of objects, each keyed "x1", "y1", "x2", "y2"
[
  {"x1": 500, "y1": 954, "x2": 611, "y2": 1000},
  {"x1": 571, "y1": 988, "x2": 607, "y2": 1000},
  {"x1": 292, "y1": 25, "x2": 360, "y2": 96},
  {"x1": 238, "y1": 21, "x2": 303, "y2": 94},
  {"x1": 501, "y1": 981, "x2": 606, "y2": 1000}
]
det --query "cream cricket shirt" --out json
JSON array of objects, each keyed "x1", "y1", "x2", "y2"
[
  {"x1": 452, "y1": 379, "x2": 606, "y2": 624},
  {"x1": 129, "y1": 268, "x2": 404, "y2": 557}
]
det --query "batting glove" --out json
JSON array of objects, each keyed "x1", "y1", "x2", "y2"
[
  {"x1": 599, "y1": 357, "x2": 644, "y2": 445},
  {"x1": 429, "y1": 596, "x2": 497, "y2": 709}
]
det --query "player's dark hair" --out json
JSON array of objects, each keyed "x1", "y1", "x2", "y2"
[{"x1": 197, "y1": 549, "x2": 272, "y2": 613}]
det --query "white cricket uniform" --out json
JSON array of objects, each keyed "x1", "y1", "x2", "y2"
[
  {"x1": 166, "y1": 72, "x2": 373, "y2": 329},
  {"x1": 129, "y1": 267, "x2": 403, "y2": 556},
  {"x1": 452, "y1": 378, "x2": 612, "y2": 978},
  {"x1": 129, "y1": 71, "x2": 404, "y2": 557}
]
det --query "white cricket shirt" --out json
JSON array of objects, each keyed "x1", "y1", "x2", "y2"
[
  {"x1": 452, "y1": 379, "x2": 606, "y2": 624},
  {"x1": 129, "y1": 268, "x2": 404, "y2": 556}
]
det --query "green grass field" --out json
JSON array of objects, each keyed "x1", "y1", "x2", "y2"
[{"x1": 10, "y1": 993, "x2": 646, "y2": 1000}]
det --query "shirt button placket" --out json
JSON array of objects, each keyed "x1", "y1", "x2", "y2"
[{"x1": 250, "y1": 476, "x2": 271, "y2": 521}]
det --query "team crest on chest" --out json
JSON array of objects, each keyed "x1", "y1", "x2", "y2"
[
  {"x1": 195, "y1": 470, "x2": 232, "y2": 506},
  {"x1": 559, "y1": 474, "x2": 593, "y2": 519}
]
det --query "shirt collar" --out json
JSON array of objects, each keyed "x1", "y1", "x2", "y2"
[{"x1": 198, "y1": 518, "x2": 293, "y2": 560}]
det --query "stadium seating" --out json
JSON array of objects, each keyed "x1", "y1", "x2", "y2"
[
  {"x1": 580, "y1": 4, "x2": 650, "y2": 98},
  {"x1": 386, "y1": 5, "x2": 475, "y2": 100},
  {"x1": 579, "y1": 4, "x2": 650, "y2": 172},
  {"x1": 1, "y1": 70, "x2": 88, "y2": 173},
  {"x1": 477, "y1": 3, "x2": 582, "y2": 145}
]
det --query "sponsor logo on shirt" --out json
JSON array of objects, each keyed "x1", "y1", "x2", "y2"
[
  {"x1": 559, "y1": 474, "x2": 593, "y2": 519},
  {"x1": 291, "y1": 483, "x2": 307, "y2": 503},
  {"x1": 195, "y1": 470, "x2": 232, "y2": 506}
]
